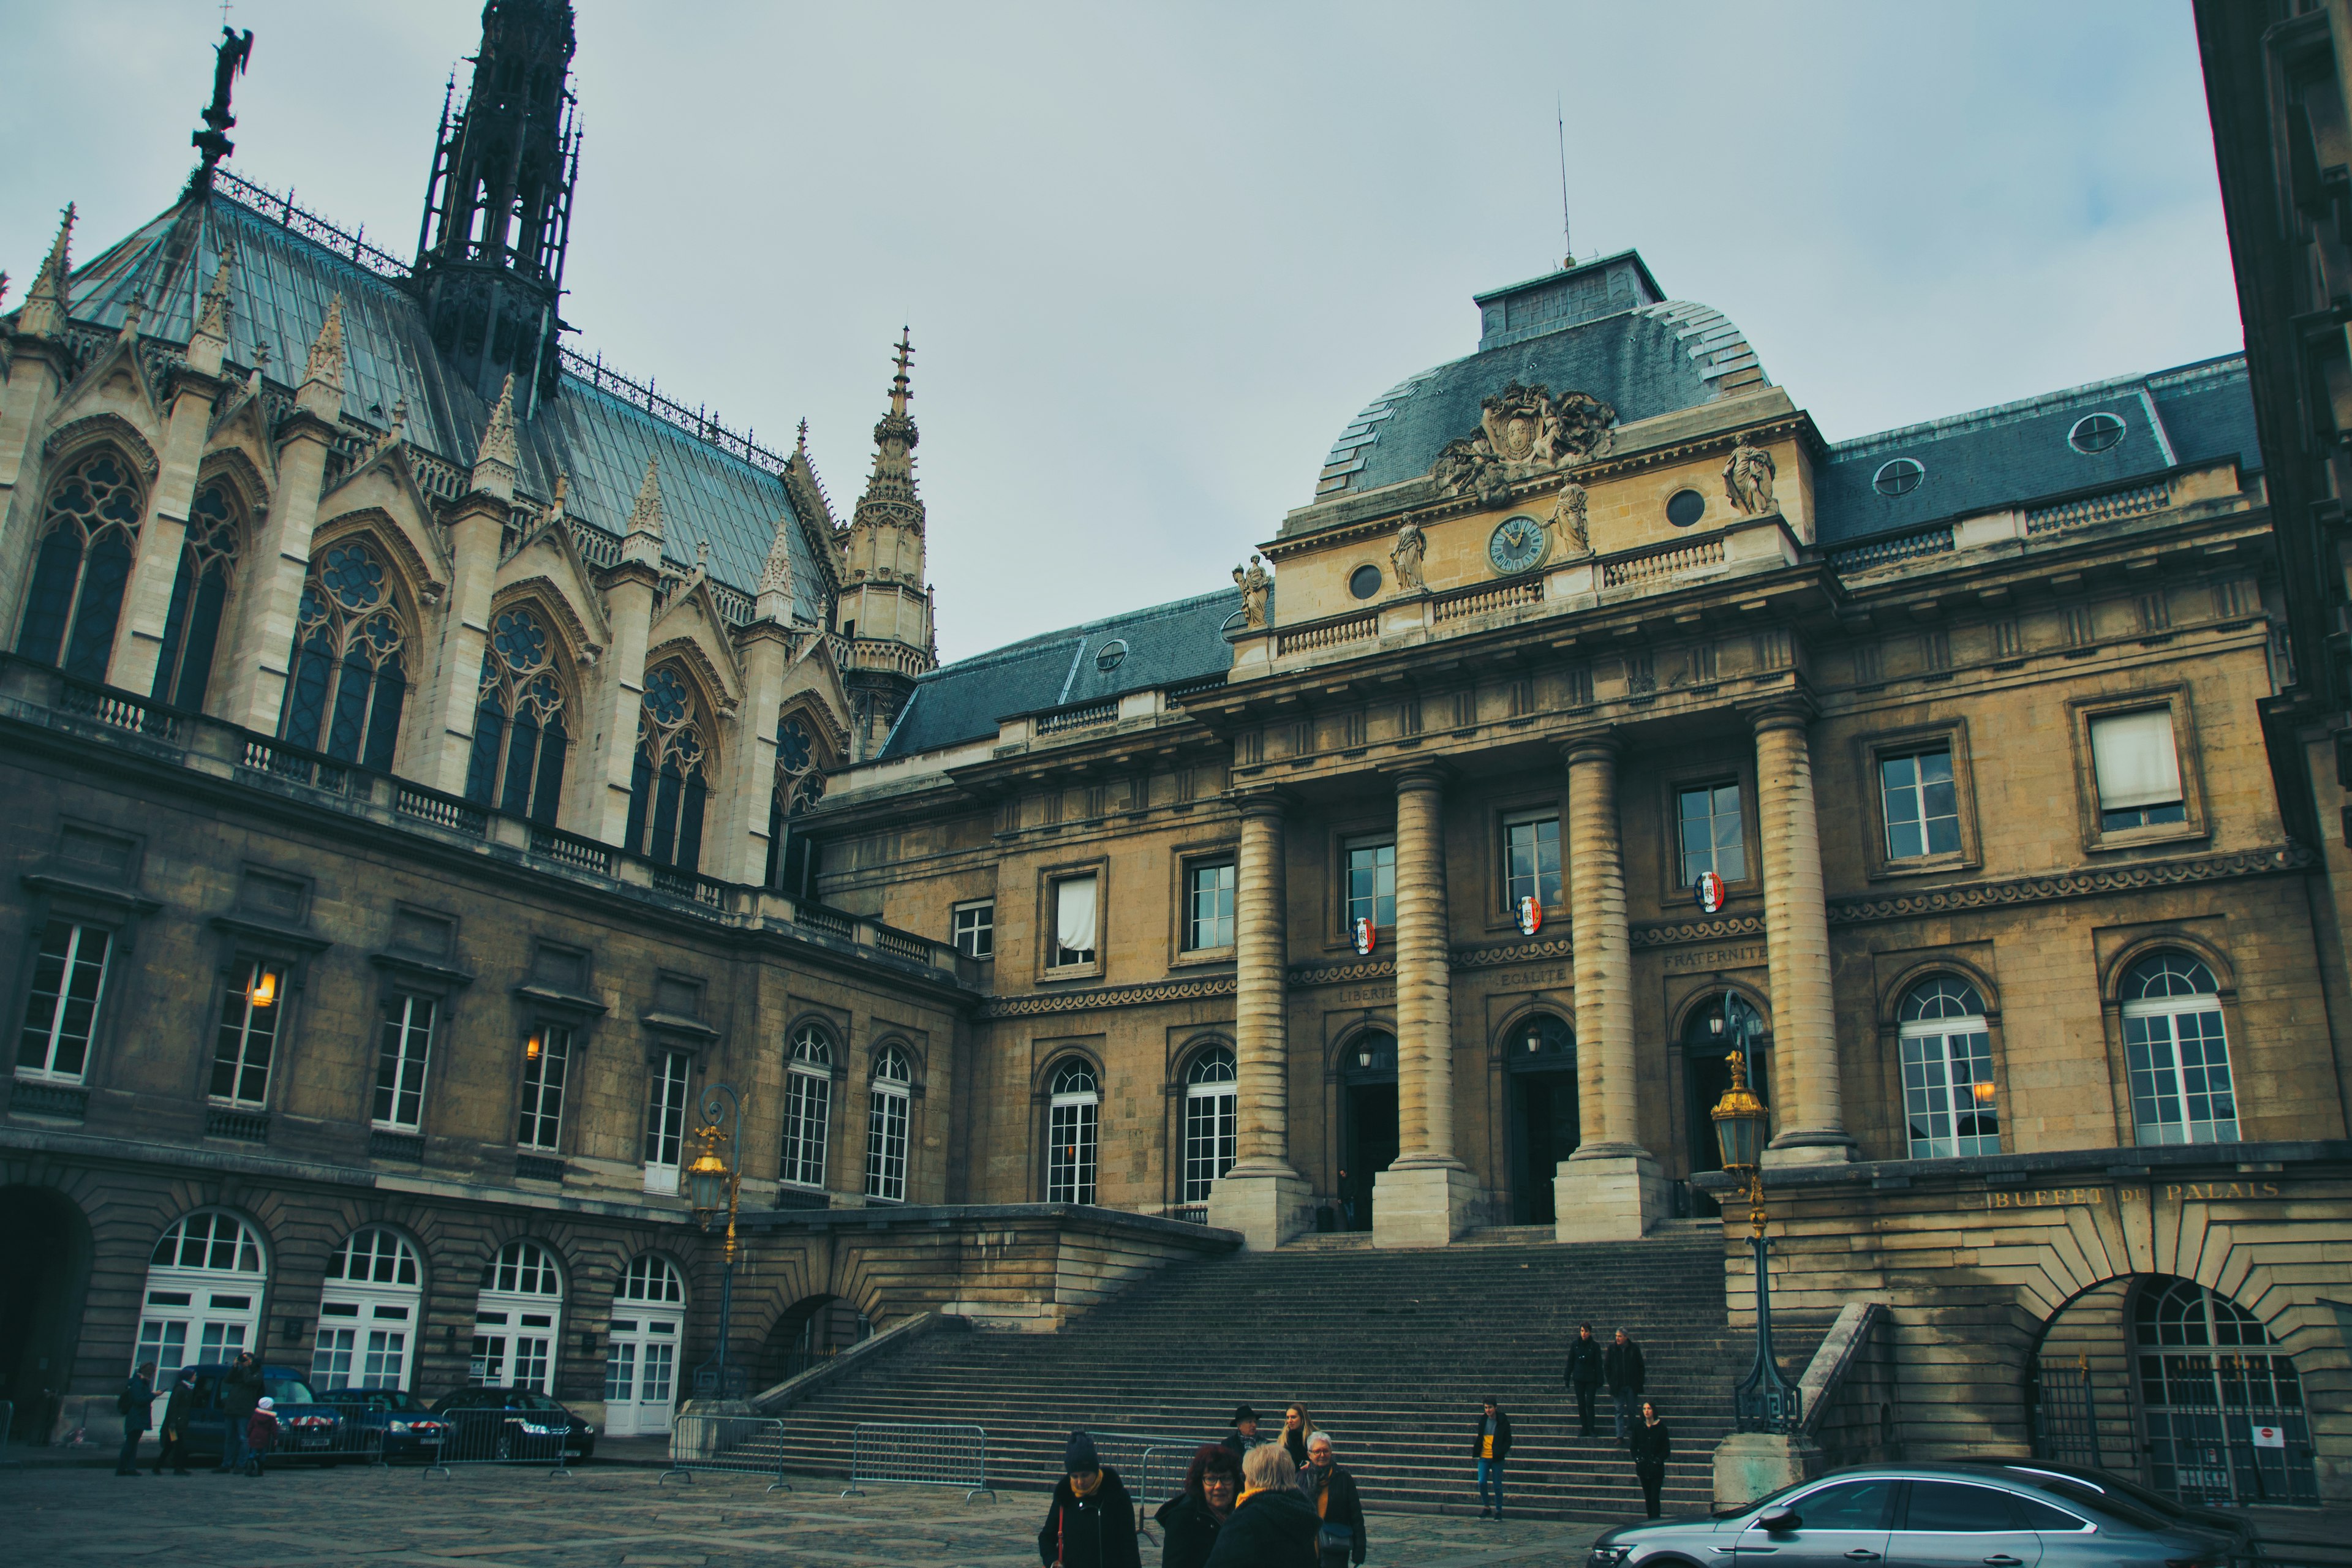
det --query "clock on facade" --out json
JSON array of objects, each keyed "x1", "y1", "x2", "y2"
[{"x1": 1487, "y1": 514, "x2": 1550, "y2": 575}]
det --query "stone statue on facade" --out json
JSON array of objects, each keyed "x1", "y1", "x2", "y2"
[
  {"x1": 1723, "y1": 434, "x2": 1778, "y2": 517},
  {"x1": 1390, "y1": 518, "x2": 1427, "y2": 592},
  {"x1": 1430, "y1": 382, "x2": 1617, "y2": 505},
  {"x1": 1233, "y1": 554, "x2": 1271, "y2": 628},
  {"x1": 1551, "y1": 481, "x2": 1591, "y2": 556}
]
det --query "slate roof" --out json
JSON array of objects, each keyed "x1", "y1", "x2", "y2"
[
  {"x1": 55, "y1": 183, "x2": 831, "y2": 627},
  {"x1": 878, "y1": 588, "x2": 1239, "y2": 760}
]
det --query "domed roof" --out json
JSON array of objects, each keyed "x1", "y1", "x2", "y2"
[{"x1": 1314, "y1": 251, "x2": 1769, "y2": 499}]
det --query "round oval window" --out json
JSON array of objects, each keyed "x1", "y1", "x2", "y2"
[
  {"x1": 1665, "y1": 489, "x2": 1706, "y2": 528},
  {"x1": 2069, "y1": 412, "x2": 2125, "y2": 454},
  {"x1": 1873, "y1": 458, "x2": 1925, "y2": 498},
  {"x1": 1094, "y1": 639, "x2": 1127, "y2": 673},
  {"x1": 1348, "y1": 564, "x2": 1382, "y2": 600}
]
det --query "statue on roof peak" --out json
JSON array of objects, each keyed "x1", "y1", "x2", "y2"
[{"x1": 194, "y1": 26, "x2": 256, "y2": 180}]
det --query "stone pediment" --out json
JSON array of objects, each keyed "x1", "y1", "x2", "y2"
[{"x1": 1430, "y1": 381, "x2": 1616, "y2": 506}]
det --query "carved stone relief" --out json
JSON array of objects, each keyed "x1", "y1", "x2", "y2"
[{"x1": 1430, "y1": 382, "x2": 1616, "y2": 505}]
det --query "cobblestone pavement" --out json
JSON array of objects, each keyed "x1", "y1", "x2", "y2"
[{"x1": 2, "y1": 1464, "x2": 1607, "y2": 1566}]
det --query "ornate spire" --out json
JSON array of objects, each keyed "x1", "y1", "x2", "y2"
[
  {"x1": 18, "y1": 203, "x2": 75, "y2": 341},
  {"x1": 755, "y1": 511, "x2": 797, "y2": 623},
  {"x1": 470, "y1": 374, "x2": 520, "y2": 497},
  {"x1": 117, "y1": 290, "x2": 145, "y2": 344},
  {"x1": 194, "y1": 241, "x2": 236, "y2": 345},
  {"x1": 853, "y1": 328, "x2": 924, "y2": 531},
  {"x1": 303, "y1": 294, "x2": 346, "y2": 390},
  {"x1": 622, "y1": 455, "x2": 665, "y2": 568}
]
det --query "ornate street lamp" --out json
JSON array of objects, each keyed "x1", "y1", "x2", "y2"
[
  {"x1": 1709, "y1": 992, "x2": 1801, "y2": 1434},
  {"x1": 687, "y1": 1081, "x2": 747, "y2": 1400}
]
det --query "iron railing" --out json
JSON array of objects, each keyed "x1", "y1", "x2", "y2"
[
  {"x1": 840, "y1": 1422, "x2": 993, "y2": 1501},
  {"x1": 418, "y1": 1408, "x2": 582, "y2": 1479},
  {"x1": 660, "y1": 1414, "x2": 793, "y2": 1490}
]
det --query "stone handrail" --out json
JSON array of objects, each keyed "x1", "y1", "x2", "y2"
[{"x1": 747, "y1": 1310, "x2": 966, "y2": 1415}]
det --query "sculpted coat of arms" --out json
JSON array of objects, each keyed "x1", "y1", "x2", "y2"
[{"x1": 1430, "y1": 381, "x2": 1617, "y2": 505}]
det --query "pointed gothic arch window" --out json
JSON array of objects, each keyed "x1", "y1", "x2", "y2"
[
  {"x1": 464, "y1": 606, "x2": 569, "y2": 823},
  {"x1": 153, "y1": 479, "x2": 242, "y2": 710},
  {"x1": 764, "y1": 709, "x2": 829, "y2": 888},
  {"x1": 626, "y1": 665, "x2": 708, "y2": 871},
  {"x1": 16, "y1": 450, "x2": 144, "y2": 683},
  {"x1": 281, "y1": 540, "x2": 408, "y2": 770}
]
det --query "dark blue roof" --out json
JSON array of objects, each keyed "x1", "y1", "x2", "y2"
[
  {"x1": 1814, "y1": 356, "x2": 2257, "y2": 545},
  {"x1": 59, "y1": 187, "x2": 830, "y2": 626},
  {"x1": 878, "y1": 588, "x2": 1238, "y2": 759}
]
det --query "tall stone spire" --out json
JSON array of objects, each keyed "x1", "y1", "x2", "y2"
[
  {"x1": 192, "y1": 240, "x2": 236, "y2": 358},
  {"x1": 755, "y1": 513, "x2": 797, "y2": 624},
  {"x1": 297, "y1": 294, "x2": 346, "y2": 417},
  {"x1": 18, "y1": 204, "x2": 75, "y2": 341},
  {"x1": 835, "y1": 330, "x2": 938, "y2": 760},
  {"x1": 470, "y1": 374, "x2": 519, "y2": 499},
  {"x1": 855, "y1": 328, "x2": 925, "y2": 531},
  {"x1": 622, "y1": 456, "x2": 665, "y2": 568}
]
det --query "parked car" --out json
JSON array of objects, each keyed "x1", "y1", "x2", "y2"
[
  {"x1": 424, "y1": 1387, "x2": 596, "y2": 1463},
  {"x1": 1588, "y1": 1464, "x2": 2242, "y2": 1568},
  {"x1": 1953, "y1": 1461, "x2": 2258, "y2": 1558},
  {"x1": 314, "y1": 1386, "x2": 449, "y2": 1462},
  {"x1": 180, "y1": 1363, "x2": 350, "y2": 1465}
]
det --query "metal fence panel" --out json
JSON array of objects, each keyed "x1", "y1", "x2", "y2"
[
  {"x1": 659, "y1": 1414, "x2": 792, "y2": 1490},
  {"x1": 842, "y1": 1422, "x2": 993, "y2": 1501},
  {"x1": 418, "y1": 1409, "x2": 579, "y2": 1478},
  {"x1": 273, "y1": 1411, "x2": 388, "y2": 1466},
  {"x1": 1082, "y1": 1430, "x2": 1206, "y2": 1506}
]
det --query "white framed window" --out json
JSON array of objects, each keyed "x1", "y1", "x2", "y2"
[
  {"x1": 516, "y1": 1024, "x2": 571, "y2": 1152},
  {"x1": 780, "y1": 1023, "x2": 833, "y2": 1189},
  {"x1": 1046, "y1": 1059, "x2": 1099, "y2": 1205},
  {"x1": 1052, "y1": 874, "x2": 1099, "y2": 968},
  {"x1": 605, "y1": 1253, "x2": 686, "y2": 1436},
  {"x1": 372, "y1": 995, "x2": 434, "y2": 1131},
  {"x1": 1677, "y1": 783, "x2": 1745, "y2": 884},
  {"x1": 209, "y1": 960, "x2": 284, "y2": 1107},
  {"x1": 1502, "y1": 811, "x2": 1561, "y2": 910},
  {"x1": 2090, "y1": 709, "x2": 2187, "y2": 832},
  {"x1": 1880, "y1": 748, "x2": 1961, "y2": 860},
  {"x1": 314, "y1": 1227, "x2": 422, "y2": 1390},
  {"x1": 1181, "y1": 1047, "x2": 1237, "y2": 1203},
  {"x1": 1897, "y1": 978, "x2": 1999, "y2": 1158},
  {"x1": 137, "y1": 1210, "x2": 268, "y2": 1423},
  {"x1": 1344, "y1": 838, "x2": 1396, "y2": 930},
  {"x1": 864, "y1": 1046, "x2": 913, "y2": 1202},
  {"x1": 16, "y1": 920, "x2": 111, "y2": 1082},
  {"x1": 951, "y1": 901, "x2": 994, "y2": 960},
  {"x1": 472, "y1": 1240, "x2": 563, "y2": 1392},
  {"x1": 643, "y1": 1049, "x2": 692, "y2": 1194},
  {"x1": 1185, "y1": 861, "x2": 1236, "y2": 951},
  {"x1": 2122, "y1": 953, "x2": 2237, "y2": 1145}
]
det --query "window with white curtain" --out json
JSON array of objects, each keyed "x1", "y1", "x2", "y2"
[
  {"x1": 780, "y1": 1024, "x2": 834, "y2": 1189},
  {"x1": 864, "y1": 1046, "x2": 912, "y2": 1202},
  {"x1": 1052, "y1": 874, "x2": 1098, "y2": 968},
  {"x1": 1046, "y1": 1059, "x2": 1099, "y2": 1204},
  {"x1": 2090, "y1": 709, "x2": 2187, "y2": 832}
]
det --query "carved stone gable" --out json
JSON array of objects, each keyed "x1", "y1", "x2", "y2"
[{"x1": 1431, "y1": 382, "x2": 1616, "y2": 504}]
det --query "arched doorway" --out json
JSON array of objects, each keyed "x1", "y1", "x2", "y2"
[
  {"x1": 756, "y1": 1294, "x2": 871, "y2": 1387},
  {"x1": 604, "y1": 1254, "x2": 685, "y2": 1436},
  {"x1": 137, "y1": 1211, "x2": 268, "y2": 1423},
  {"x1": 1680, "y1": 991, "x2": 1770, "y2": 1217},
  {"x1": 471, "y1": 1241, "x2": 564, "y2": 1392},
  {"x1": 1505, "y1": 1015, "x2": 1579, "y2": 1224},
  {"x1": 1339, "y1": 1031, "x2": 1398, "y2": 1232},
  {"x1": 313, "y1": 1227, "x2": 423, "y2": 1390},
  {"x1": 0, "y1": 1187, "x2": 92, "y2": 1443}
]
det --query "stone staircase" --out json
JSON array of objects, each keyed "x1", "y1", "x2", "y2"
[{"x1": 756, "y1": 1223, "x2": 1800, "y2": 1523}]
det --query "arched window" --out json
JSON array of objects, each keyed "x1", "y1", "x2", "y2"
[
  {"x1": 2133, "y1": 1278, "x2": 2311, "y2": 1504},
  {"x1": 1180, "y1": 1047, "x2": 1237, "y2": 1204},
  {"x1": 1898, "y1": 976, "x2": 1999, "y2": 1158},
  {"x1": 617, "y1": 1253, "x2": 686, "y2": 1304},
  {"x1": 153, "y1": 480, "x2": 241, "y2": 710},
  {"x1": 17, "y1": 450, "x2": 143, "y2": 682},
  {"x1": 780, "y1": 1023, "x2": 833, "y2": 1191},
  {"x1": 464, "y1": 606, "x2": 569, "y2": 823},
  {"x1": 2122, "y1": 953, "x2": 2237, "y2": 1145},
  {"x1": 626, "y1": 666, "x2": 708, "y2": 870},
  {"x1": 281, "y1": 540, "x2": 407, "y2": 769},
  {"x1": 473, "y1": 1240, "x2": 564, "y2": 1391},
  {"x1": 1047, "y1": 1059, "x2": 1099, "y2": 1205},
  {"x1": 864, "y1": 1046, "x2": 913, "y2": 1202},
  {"x1": 605, "y1": 1254, "x2": 686, "y2": 1436},
  {"x1": 766, "y1": 711, "x2": 826, "y2": 888},
  {"x1": 315, "y1": 1227, "x2": 423, "y2": 1390},
  {"x1": 137, "y1": 1211, "x2": 267, "y2": 1403}
]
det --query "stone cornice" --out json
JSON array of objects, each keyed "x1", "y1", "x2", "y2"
[
  {"x1": 1825, "y1": 843, "x2": 2313, "y2": 925},
  {"x1": 1630, "y1": 914, "x2": 1767, "y2": 948},
  {"x1": 975, "y1": 974, "x2": 1238, "y2": 1019}
]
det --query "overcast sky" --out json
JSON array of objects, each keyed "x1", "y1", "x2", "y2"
[{"x1": 1, "y1": 2, "x2": 2241, "y2": 663}]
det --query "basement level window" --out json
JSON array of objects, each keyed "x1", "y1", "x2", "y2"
[
  {"x1": 1874, "y1": 458, "x2": 1926, "y2": 498},
  {"x1": 2070, "y1": 412, "x2": 2127, "y2": 454}
]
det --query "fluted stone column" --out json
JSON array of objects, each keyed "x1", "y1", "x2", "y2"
[
  {"x1": 1556, "y1": 734, "x2": 1667, "y2": 1240},
  {"x1": 1752, "y1": 702, "x2": 1854, "y2": 1165},
  {"x1": 1374, "y1": 765, "x2": 1475, "y2": 1247},
  {"x1": 1207, "y1": 791, "x2": 1309, "y2": 1248}
]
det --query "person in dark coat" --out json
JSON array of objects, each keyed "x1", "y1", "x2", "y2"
[
  {"x1": 216, "y1": 1352, "x2": 263, "y2": 1473},
  {"x1": 114, "y1": 1361, "x2": 154, "y2": 1475},
  {"x1": 1629, "y1": 1400, "x2": 1672, "y2": 1518},
  {"x1": 1564, "y1": 1322, "x2": 1605, "y2": 1437},
  {"x1": 1297, "y1": 1431, "x2": 1367, "y2": 1567},
  {"x1": 153, "y1": 1368, "x2": 197, "y2": 1474},
  {"x1": 1469, "y1": 1398, "x2": 1513, "y2": 1520},
  {"x1": 1039, "y1": 1430, "x2": 1141, "y2": 1568},
  {"x1": 1605, "y1": 1329, "x2": 1647, "y2": 1443},
  {"x1": 1218, "y1": 1404, "x2": 1259, "y2": 1461},
  {"x1": 1205, "y1": 1441, "x2": 1319, "y2": 1568},
  {"x1": 1156, "y1": 1442, "x2": 1240, "y2": 1568}
]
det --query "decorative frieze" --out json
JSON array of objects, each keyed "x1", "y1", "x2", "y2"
[{"x1": 1826, "y1": 844, "x2": 2313, "y2": 925}]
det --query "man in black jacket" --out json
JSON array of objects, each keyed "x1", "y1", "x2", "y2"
[
  {"x1": 1037, "y1": 1430, "x2": 1140, "y2": 1568},
  {"x1": 114, "y1": 1362, "x2": 154, "y2": 1476},
  {"x1": 1469, "y1": 1398, "x2": 1513, "y2": 1520},
  {"x1": 216, "y1": 1353, "x2": 263, "y2": 1474},
  {"x1": 1564, "y1": 1322, "x2": 1605, "y2": 1437},
  {"x1": 1604, "y1": 1329, "x2": 1646, "y2": 1444},
  {"x1": 1297, "y1": 1431, "x2": 1367, "y2": 1567},
  {"x1": 1218, "y1": 1403, "x2": 1259, "y2": 1461}
]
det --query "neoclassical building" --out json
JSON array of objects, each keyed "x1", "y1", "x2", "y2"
[{"x1": 2, "y1": 0, "x2": 2346, "y2": 1509}]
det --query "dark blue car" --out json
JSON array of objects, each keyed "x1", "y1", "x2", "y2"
[
  {"x1": 179, "y1": 1363, "x2": 353, "y2": 1464},
  {"x1": 313, "y1": 1386, "x2": 449, "y2": 1461}
]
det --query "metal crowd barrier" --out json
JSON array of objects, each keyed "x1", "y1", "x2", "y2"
[
  {"x1": 659, "y1": 1414, "x2": 793, "y2": 1490},
  {"x1": 840, "y1": 1422, "x2": 995, "y2": 1501},
  {"x1": 273, "y1": 1409, "x2": 389, "y2": 1466},
  {"x1": 1083, "y1": 1430, "x2": 1205, "y2": 1509},
  {"x1": 418, "y1": 1408, "x2": 579, "y2": 1479}
]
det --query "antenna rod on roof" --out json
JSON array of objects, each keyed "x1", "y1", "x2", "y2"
[{"x1": 1557, "y1": 94, "x2": 1573, "y2": 268}]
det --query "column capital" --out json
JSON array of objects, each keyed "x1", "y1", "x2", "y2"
[
  {"x1": 1560, "y1": 728, "x2": 1621, "y2": 769},
  {"x1": 1387, "y1": 760, "x2": 1454, "y2": 794},
  {"x1": 1232, "y1": 786, "x2": 1296, "y2": 821},
  {"x1": 1744, "y1": 695, "x2": 1818, "y2": 734}
]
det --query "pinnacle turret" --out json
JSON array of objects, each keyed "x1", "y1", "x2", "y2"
[
  {"x1": 756, "y1": 512, "x2": 798, "y2": 624},
  {"x1": 471, "y1": 374, "x2": 520, "y2": 497},
  {"x1": 622, "y1": 456, "x2": 666, "y2": 568},
  {"x1": 189, "y1": 241, "x2": 236, "y2": 375},
  {"x1": 854, "y1": 328, "x2": 923, "y2": 529},
  {"x1": 18, "y1": 203, "x2": 75, "y2": 341}
]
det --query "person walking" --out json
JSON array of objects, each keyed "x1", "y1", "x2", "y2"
[
  {"x1": 1218, "y1": 1404, "x2": 1259, "y2": 1461},
  {"x1": 1564, "y1": 1322, "x2": 1605, "y2": 1438},
  {"x1": 1277, "y1": 1404, "x2": 1314, "y2": 1469},
  {"x1": 1629, "y1": 1400, "x2": 1672, "y2": 1518},
  {"x1": 1204, "y1": 1441, "x2": 1318, "y2": 1567},
  {"x1": 153, "y1": 1368, "x2": 197, "y2": 1474},
  {"x1": 243, "y1": 1396, "x2": 278, "y2": 1477},
  {"x1": 1605, "y1": 1329, "x2": 1646, "y2": 1444},
  {"x1": 216, "y1": 1352, "x2": 263, "y2": 1474},
  {"x1": 1469, "y1": 1397, "x2": 1513, "y2": 1520},
  {"x1": 1156, "y1": 1443, "x2": 1240, "y2": 1568},
  {"x1": 114, "y1": 1361, "x2": 154, "y2": 1476},
  {"x1": 1038, "y1": 1430, "x2": 1141, "y2": 1568},
  {"x1": 1296, "y1": 1431, "x2": 1367, "y2": 1568}
]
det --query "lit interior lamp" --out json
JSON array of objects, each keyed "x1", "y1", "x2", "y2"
[
  {"x1": 1357, "y1": 1043, "x2": 1374, "y2": 1069},
  {"x1": 525, "y1": 1033, "x2": 543, "y2": 1063},
  {"x1": 1972, "y1": 1080, "x2": 1997, "y2": 1105},
  {"x1": 246, "y1": 967, "x2": 279, "y2": 1009}
]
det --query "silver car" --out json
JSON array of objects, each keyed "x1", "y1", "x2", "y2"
[{"x1": 1587, "y1": 1464, "x2": 2243, "y2": 1568}]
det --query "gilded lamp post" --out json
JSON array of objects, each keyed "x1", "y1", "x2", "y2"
[
  {"x1": 1709, "y1": 997, "x2": 1802, "y2": 1433},
  {"x1": 686, "y1": 1082, "x2": 747, "y2": 1399}
]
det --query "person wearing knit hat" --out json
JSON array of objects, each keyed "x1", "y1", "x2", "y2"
[{"x1": 1036, "y1": 1427, "x2": 1139, "y2": 1568}]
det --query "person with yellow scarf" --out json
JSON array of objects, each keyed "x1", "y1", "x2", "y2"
[
  {"x1": 1203, "y1": 1441, "x2": 1317, "y2": 1567},
  {"x1": 1038, "y1": 1430, "x2": 1140, "y2": 1568}
]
